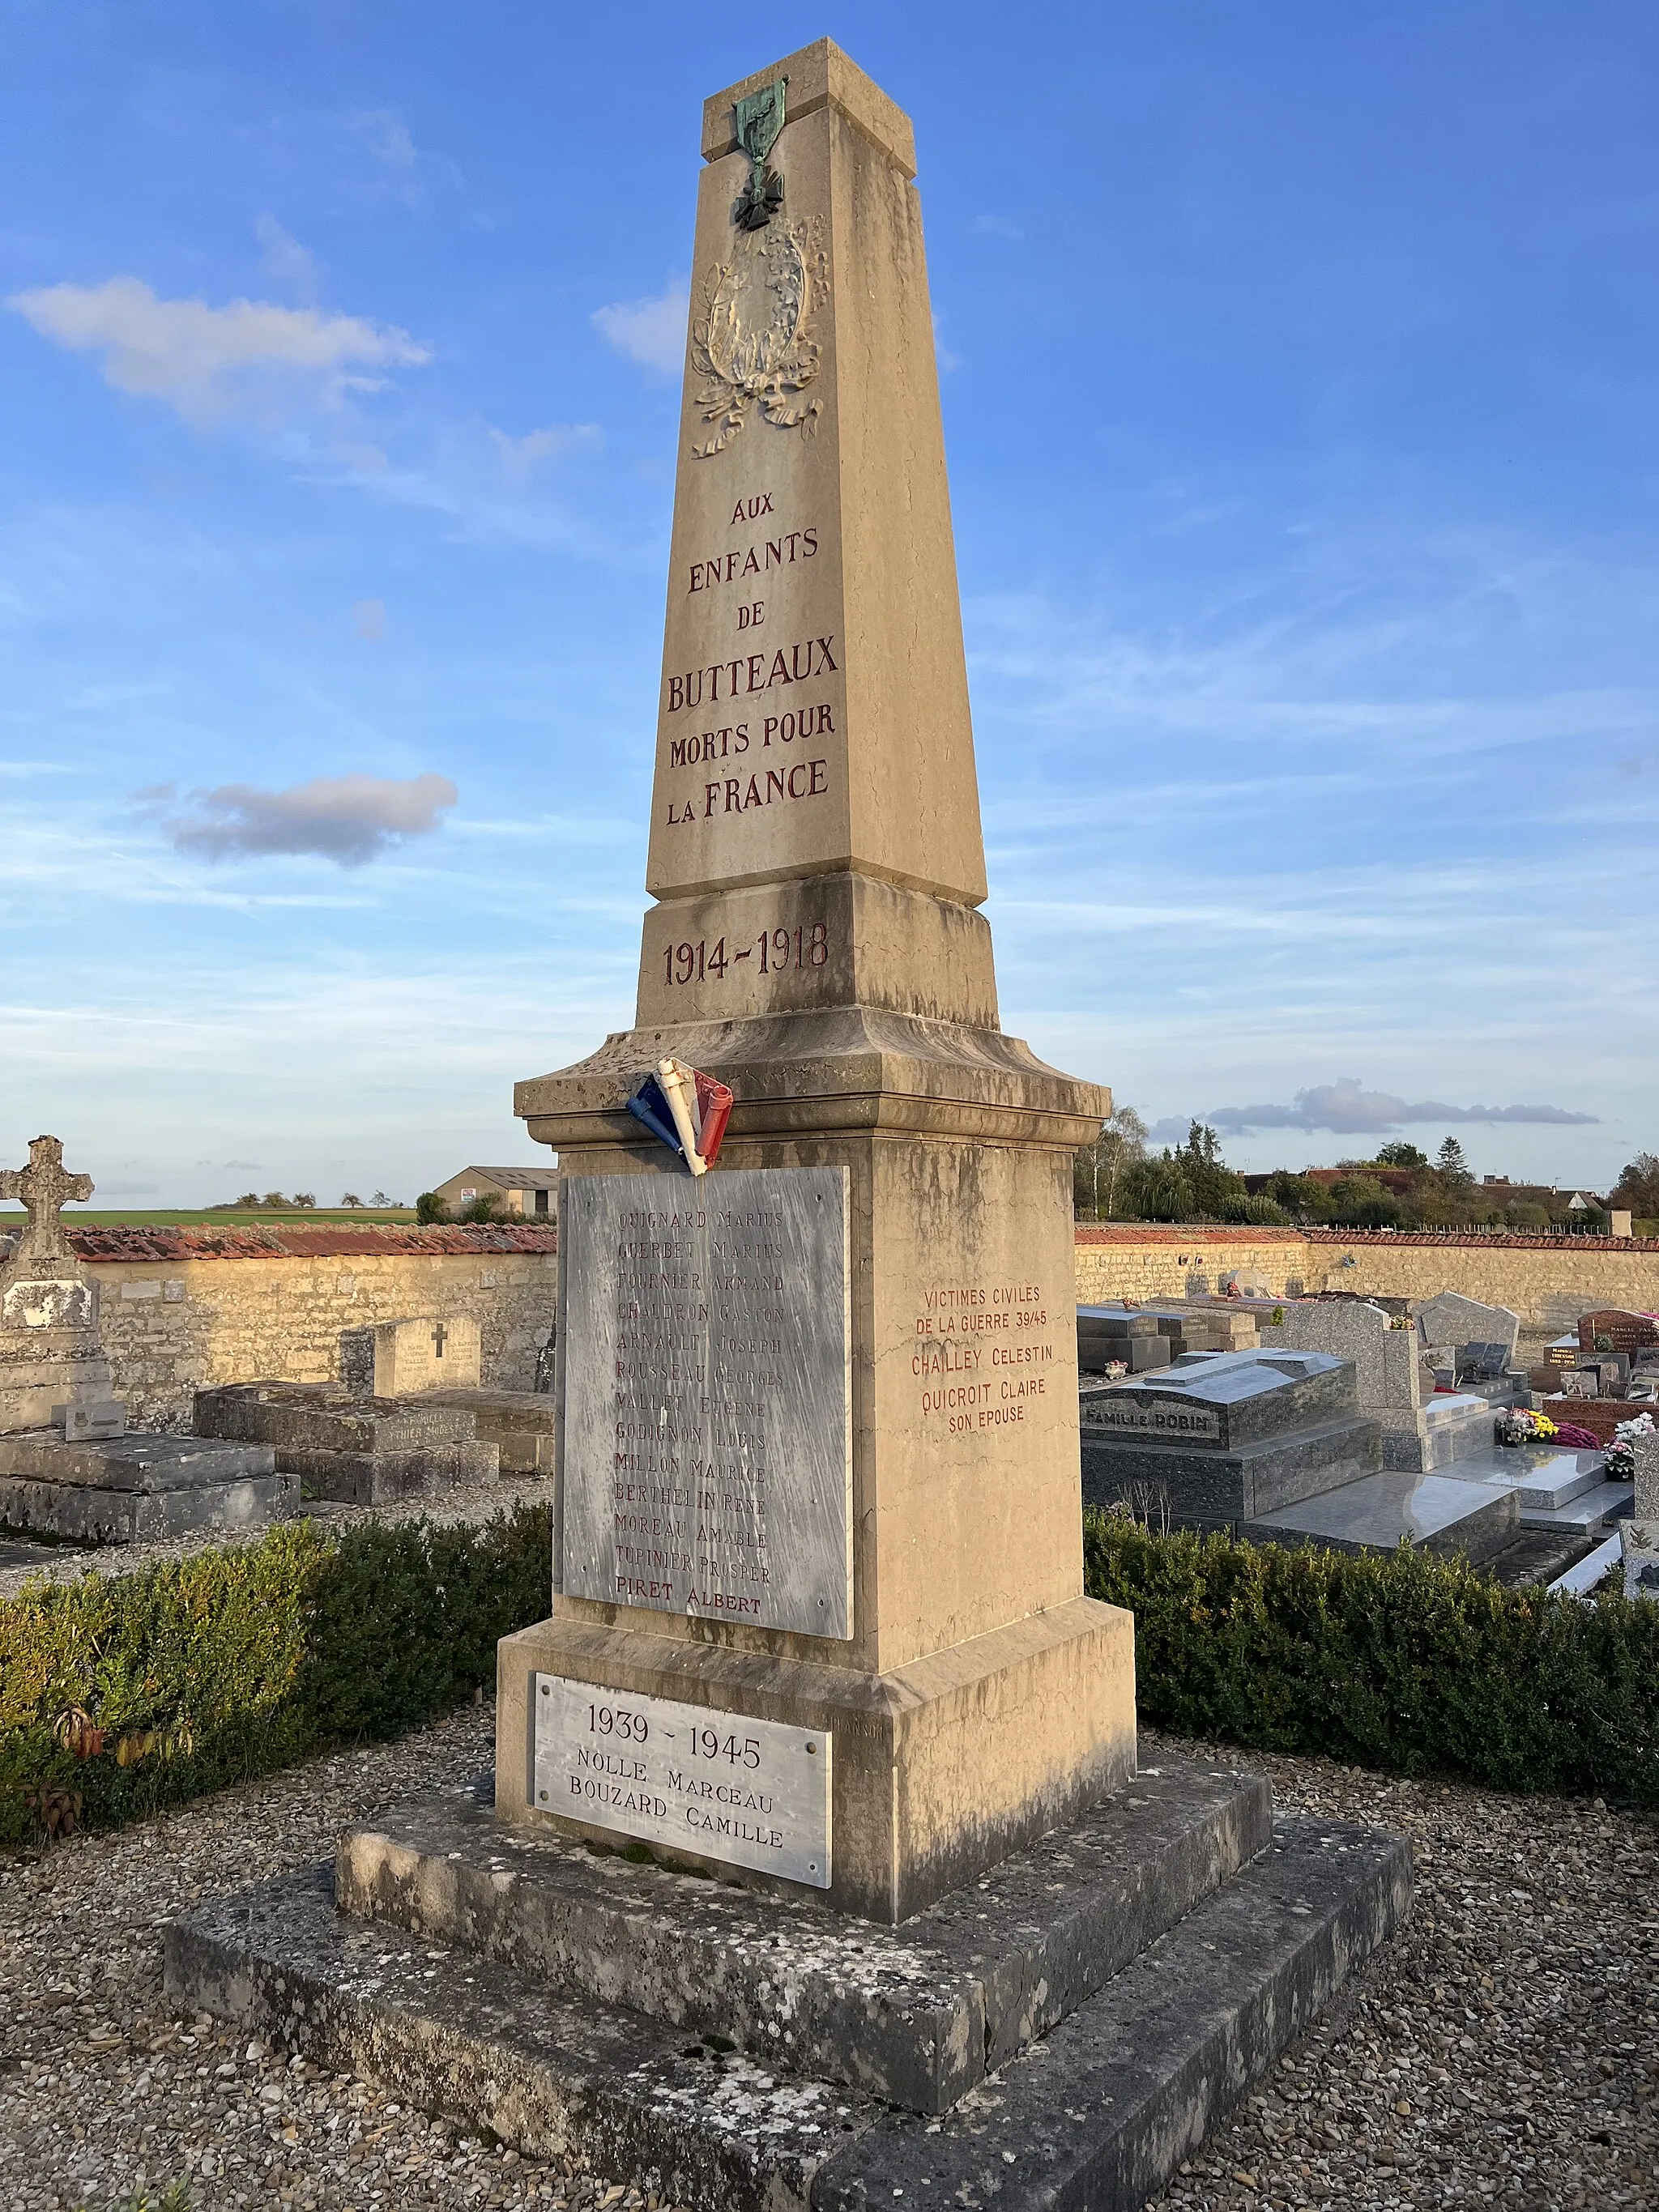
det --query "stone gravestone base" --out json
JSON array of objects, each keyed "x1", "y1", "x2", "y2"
[
  {"x1": 1619, "y1": 1430, "x2": 1659, "y2": 1600},
  {"x1": 164, "y1": 1756, "x2": 1411, "y2": 2212},
  {"x1": 0, "y1": 1429, "x2": 292, "y2": 1544},
  {"x1": 193, "y1": 1382, "x2": 498, "y2": 1505},
  {"x1": 420, "y1": 1387, "x2": 558, "y2": 1475},
  {"x1": 0, "y1": 1134, "x2": 298, "y2": 1546}
]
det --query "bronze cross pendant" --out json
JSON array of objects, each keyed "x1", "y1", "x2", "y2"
[{"x1": 0, "y1": 1135, "x2": 93, "y2": 1272}]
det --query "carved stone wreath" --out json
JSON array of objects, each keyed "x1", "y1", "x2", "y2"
[{"x1": 689, "y1": 217, "x2": 827, "y2": 458}]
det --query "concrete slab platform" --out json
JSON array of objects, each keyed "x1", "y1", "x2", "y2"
[
  {"x1": 1443, "y1": 1446, "x2": 1606, "y2": 1510},
  {"x1": 1512, "y1": 1482, "x2": 1633, "y2": 1535},
  {"x1": 1243, "y1": 1468, "x2": 1518, "y2": 1560},
  {"x1": 164, "y1": 1813, "x2": 1410, "y2": 2212},
  {"x1": 0, "y1": 1430, "x2": 295, "y2": 1544}
]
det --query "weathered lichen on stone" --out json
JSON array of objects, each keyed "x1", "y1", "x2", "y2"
[{"x1": 689, "y1": 216, "x2": 826, "y2": 455}]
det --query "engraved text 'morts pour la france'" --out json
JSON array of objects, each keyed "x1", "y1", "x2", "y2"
[{"x1": 558, "y1": 1166, "x2": 853, "y2": 1638}]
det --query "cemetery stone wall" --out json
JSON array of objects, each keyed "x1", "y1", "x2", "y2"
[
  {"x1": 57, "y1": 1228, "x2": 557, "y2": 1429},
  {"x1": 1073, "y1": 1225, "x2": 1659, "y2": 1330}
]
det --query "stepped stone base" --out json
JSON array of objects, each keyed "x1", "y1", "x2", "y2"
[
  {"x1": 193, "y1": 1382, "x2": 499, "y2": 1504},
  {"x1": 164, "y1": 1757, "x2": 1411, "y2": 2212},
  {"x1": 0, "y1": 1429, "x2": 292, "y2": 1544}
]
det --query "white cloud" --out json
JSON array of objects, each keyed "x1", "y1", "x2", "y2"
[
  {"x1": 490, "y1": 422, "x2": 602, "y2": 484},
  {"x1": 254, "y1": 215, "x2": 318, "y2": 305},
  {"x1": 1163, "y1": 1080, "x2": 1599, "y2": 1139},
  {"x1": 975, "y1": 215, "x2": 1024, "y2": 241},
  {"x1": 8, "y1": 277, "x2": 429, "y2": 428},
  {"x1": 160, "y1": 772, "x2": 458, "y2": 866},
  {"x1": 592, "y1": 278, "x2": 689, "y2": 375},
  {"x1": 95, "y1": 1179, "x2": 160, "y2": 1196},
  {"x1": 354, "y1": 109, "x2": 417, "y2": 172}
]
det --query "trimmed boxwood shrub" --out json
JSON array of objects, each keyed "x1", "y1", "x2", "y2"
[
  {"x1": 1085, "y1": 1509, "x2": 1659, "y2": 1805},
  {"x1": 1, "y1": 1502, "x2": 551, "y2": 1847},
  {"x1": 8, "y1": 1502, "x2": 1656, "y2": 1845}
]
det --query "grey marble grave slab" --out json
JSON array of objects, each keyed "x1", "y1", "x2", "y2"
[
  {"x1": 1416, "y1": 1292, "x2": 1520, "y2": 1364},
  {"x1": 1079, "y1": 1350, "x2": 1354, "y2": 1453},
  {"x1": 560, "y1": 1167, "x2": 852, "y2": 1639},
  {"x1": 1243, "y1": 1468, "x2": 1518, "y2": 1560}
]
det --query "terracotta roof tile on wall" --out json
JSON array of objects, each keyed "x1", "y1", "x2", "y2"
[
  {"x1": 1069, "y1": 1224, "x2": 1659, "y2": 1255},
  {"x1": 1302, "y1": 1227, "x2": 1659, "y2": 1253},
  {"x1": 1073, "y1": 1225, "x2": 1306, "y2": 1246},
  {"x1": 60, "y1": 1223, "x2": 558, "y2": 1262}
]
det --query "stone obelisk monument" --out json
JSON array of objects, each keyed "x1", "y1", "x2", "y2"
[{"x1": 502, "y1": 39, "x2": 1132, "y2": 1920}]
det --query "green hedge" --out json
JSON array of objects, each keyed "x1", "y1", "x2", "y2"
[
  {"x1": 1085, "y1": 1510, "x2": 1659, "y2": 1805},
  {"x1": 8, "y1": 1502, "x2": 1656, "y2": 1846},
  {"x1": 1, "y1": 1502, "x2": 551, "y2": 1847}
]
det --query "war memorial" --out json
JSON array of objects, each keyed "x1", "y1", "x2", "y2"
[{"x1": 164, "y1": 42, "x2": 1412, "y2": 2209}]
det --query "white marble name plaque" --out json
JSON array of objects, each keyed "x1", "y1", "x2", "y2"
[
  {"x1": 531, "y1": 1672, "x2": 832, "y2": 1887},
  {"x1": 559, "y1": 1166, "x2": 852, "y2": 1637}
]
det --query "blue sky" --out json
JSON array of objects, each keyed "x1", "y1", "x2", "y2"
[{"x1": 3, "y1": 1, "x2": 1654, "y2": 1205}]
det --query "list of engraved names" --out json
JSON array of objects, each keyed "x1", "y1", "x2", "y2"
[{"x1": 561, "y1": 1167, "x2": 852, "y2": 1639}]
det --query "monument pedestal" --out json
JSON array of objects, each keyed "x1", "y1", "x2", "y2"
[
  {"x1": 510, "y1": 1012, "x2": 1126, "y2": 1922},
  {"x1": 498, "y1": 1599, "x2": 1132, "y2": 1923},
  {"x1": 165, "y1": 1755, "x2": 1411, "y2": 2210}
]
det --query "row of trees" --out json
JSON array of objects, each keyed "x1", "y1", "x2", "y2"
[
  {"x1": 1075, "y1": 1115, "x2": 1635, "y2": 1230},
  {"x1": 222, "y1": 1191, "x2": 399, "y2": 1212}
]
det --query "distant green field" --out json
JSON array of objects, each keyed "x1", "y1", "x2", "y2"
[{"x1": 0, "y1": 1207, "x2": 418, "y2": 1229}]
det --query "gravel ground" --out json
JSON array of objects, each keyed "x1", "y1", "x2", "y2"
[
  {"x1": 2, "y1": 1711, "x2": 1654, "y2": 2212},
  {"x1": 0, "y1": 1474, "x2": 549, "y2": 1603}
]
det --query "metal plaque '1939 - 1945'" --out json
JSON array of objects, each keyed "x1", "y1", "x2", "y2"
[
  {"x1": 531, "y1": 1672, "x2": 832, "y2": 1887},
  {"x1": 557, "y1": 1165, "x2": 853, "y2": 1638}
]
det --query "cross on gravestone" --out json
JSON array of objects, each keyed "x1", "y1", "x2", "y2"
[
  {"x1": 0, "y1": 1135, "x2": 92, "y2": 1277},
  {"x1": 432, "y1": 1321, "x2": 448, "y2": 1359}
]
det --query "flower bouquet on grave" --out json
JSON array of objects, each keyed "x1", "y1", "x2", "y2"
[
  {"x1": 625, "y1": 1059, "x2": 735, "y2": 1178},
  {"x1": 1497, "y1": 1408, "x2": 1559, "y2": 1447},
  {"x1": 1606, "y1": 1411, "x2": 1655, "y2": 1482}
]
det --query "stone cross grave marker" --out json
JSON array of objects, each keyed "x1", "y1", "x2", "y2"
[
  {"x1": 0, "y1": 1134, "x2": 92, "y2": 1282},
  {"x1": 0, "y1": 1134, "x2": 122, "y2": 1436},
  {"x1": 339, "y1": 1313, "x2": 483, "y2": 1399}
]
